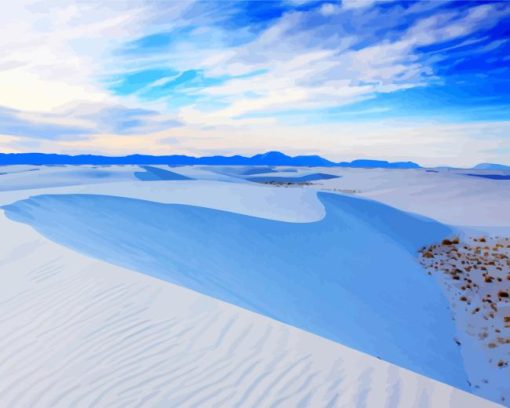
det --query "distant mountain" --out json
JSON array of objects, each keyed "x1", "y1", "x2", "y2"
[
  {"x1": 249, "y1": 151, "x2": 336, "y2": 166},
  {"x1": 338, "y1": 159, "x2": 421, "y2": 169},
  {"x1": 0, "y1": 152, "x2": 420, "y2": 168},
  {"x1": 473, "y1": 163, "x2": 510, "y2": 171}
]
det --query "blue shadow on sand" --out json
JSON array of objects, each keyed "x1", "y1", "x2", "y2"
[
  {"x1": 465, "y1": 173, "x2": 510, "y2": 180},
  {"x1": 2, "y1": 192, "x2": 468, "y2": 390},
  {"x1": 134, "y1": 165, "x2": 192, "y2": 181}
]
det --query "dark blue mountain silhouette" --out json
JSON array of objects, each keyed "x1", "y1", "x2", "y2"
[
  {"x1": 0, "y1": 151, "x2": 421, "y2": 168},
  {"x1": 473, "y1": 163, "x2": 510, "y2": 171},
  {"x1": 338, "y1": 159, "x2": 420, "y2": 169}
]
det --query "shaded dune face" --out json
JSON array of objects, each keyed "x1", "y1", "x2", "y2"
[
  {"x1": 3, "y1": 192, "x2": 467, "y2": 389},
  {"x1": 134, "y1": 165, "x2": 192, "y2": 181},
  {"x1": 464, "y1": 174, "x2": 510, "y2": 181},
  {"x1": 0, "y1": 168, "x2": 129, "y2": 192},
  {"x1": 210, "y1": 166, "x2": 277, "y2": 176}
]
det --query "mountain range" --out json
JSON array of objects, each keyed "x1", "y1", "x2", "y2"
[
  {"x1": 1, "y1": 152, "x2": 508, "y2": 169},
  {"x1": 0, "y1": 151, "x2": 421, "y2": 168}
]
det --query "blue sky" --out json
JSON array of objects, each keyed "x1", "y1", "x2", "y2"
[{"x1": 0, "y1": 0, "x2": 509, "y2": 166}]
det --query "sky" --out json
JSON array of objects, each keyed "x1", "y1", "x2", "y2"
[{"x1": 0, "y1": 0, "x2": 509, "y2": 166}]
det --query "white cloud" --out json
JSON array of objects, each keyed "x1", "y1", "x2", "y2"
[
  {"x1": 174, "y1": 1, "x2": 508, "y2": 127},
  {"x1": 0, "y1": 0, "x2": 509, "y2": 166},
  {"x1": 286, "y1": 0, "x2": 321, "y2": 5},
  {"x1": 341, "y1": 0, "x2": 378, "y2": 10},
  {"x1": 403, "y1": 4, "x2": 509, "y2": 48},
  {"x1": 0, "y1": 1, "x2": 193, "y2": 113},
  {"x1": 0, "y1": 135, "x2": 24, "y2": 153},
  {"x1": 320, "y1": 3, "x2": 341, "y2": 16},
  {"x1": 0, "y1": 69, "x2": 109, "y2": 112}
]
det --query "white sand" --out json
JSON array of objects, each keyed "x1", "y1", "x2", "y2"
[
  {"x1": 0, "y1": 211, "x2": 497, "y2": 407},
  {"x1": 1, "y1": 164, "x2": 508, "y2": 407},
  {"x1": 307, "y1": 167, "x2": 510, "y2": 229}
]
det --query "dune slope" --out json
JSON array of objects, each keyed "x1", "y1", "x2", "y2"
[
  {"x1": 4, "y1": 192, "x2": 467, "y2": 390},
  {"x1": 0, "y1": 211, "x2": 500, "y2": 407},
  {"x1": 134, "y1": 165, "x2": 193, "y2": 181}
]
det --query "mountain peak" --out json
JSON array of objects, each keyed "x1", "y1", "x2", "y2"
[
  {"x1": 473, "y1": 163, "x2": 510, "y2": 170},
  {"x1": 252, "y1": 151, "x2": 290, "y2": 159}
]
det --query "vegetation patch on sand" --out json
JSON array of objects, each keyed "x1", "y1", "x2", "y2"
[
  {"x1": 419, "y1": 235, "x2": 510, "y2": 403},
  {"x1": 259, "y1": 180, "x2": 314, "y2": 187}
]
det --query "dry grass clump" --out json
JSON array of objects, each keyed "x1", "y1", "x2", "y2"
[
  {"x1": 419, "y1": 235, "x2": 510, "y2": 375},
  {"x1": 260, "y1": 181, "x2": 313, "y2": 187}
]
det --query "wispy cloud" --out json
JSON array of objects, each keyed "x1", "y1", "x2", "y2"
[
  {"x1": 103, "y1": 0, "x2": 508, "y2": 125},
  {"x1": 0, "y1": 106, "x2": 92, "y2": 140},
  {"x1": 0, "y1": 0, "x2": 509, "y2": 164}
]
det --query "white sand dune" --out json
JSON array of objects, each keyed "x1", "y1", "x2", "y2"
[
  {"x1": 306, "y1": 167, "x2": 510, "y2": 230},
  {"x1": 0, "y1": 164, "x2": 139, "y2": 191},
  {"x1": 0, "y1": 212, "x2": 497, "y2": 408},
  {"x1": 3, "y1": 191, "x2": 465, "y2": 389},
  {"x1": 0, "y1": 179, "x2": 325, "y2": 223},
  {"x1": 0, "y1": 165, "x2": 508, "y2": 407},
  {"x1": 4, "y1": 164, "x2": 507, "y2": 229}
]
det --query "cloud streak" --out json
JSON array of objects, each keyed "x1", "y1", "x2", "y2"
[{"x1": 0, "y1": 0, "x2": 509, "y2": 164}]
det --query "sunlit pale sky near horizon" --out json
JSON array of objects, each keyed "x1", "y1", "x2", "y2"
[{"x1": 0, "y1": 0, "x2": 509, "y2": 166}]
